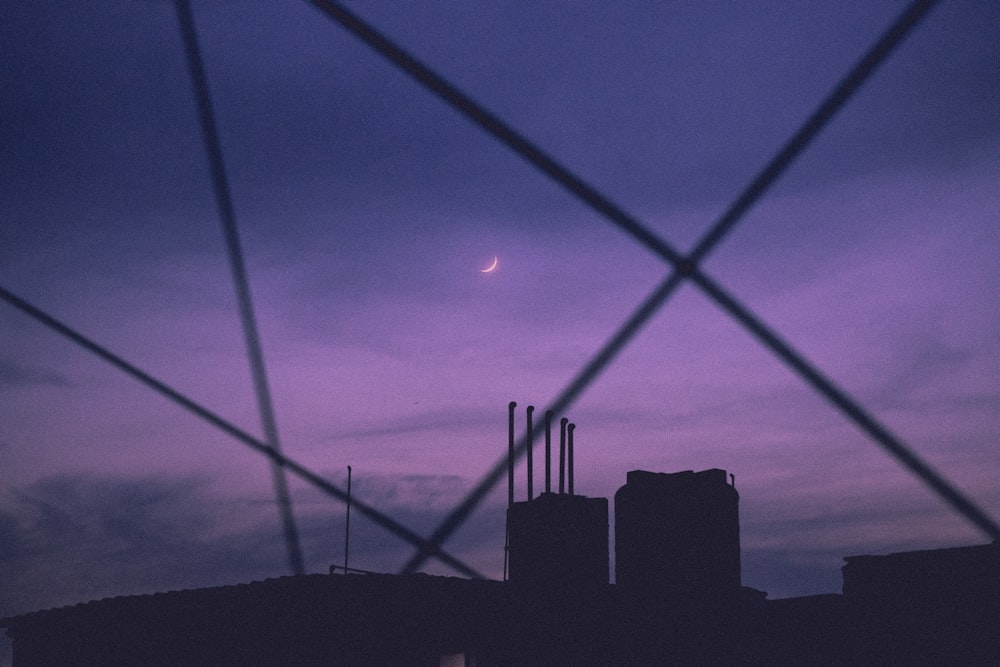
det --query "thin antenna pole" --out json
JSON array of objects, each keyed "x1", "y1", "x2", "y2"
[
  {"x1": 526, "y1": 405, "x2": 534, "y2": 501},
  {"x1": 344, "y1": 465, "x2": 352, "y2": 573}
]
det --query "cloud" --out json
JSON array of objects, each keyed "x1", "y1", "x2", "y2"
[
  {"x1": 0, "y1": 474, "x2": 268, "y2": 617},
  {"x1": 0, "y1": 357, "x2": 68, "y2": 389},
  {"x1": 329, "y1": 407, "x2": 495, "y2": 442},
  {"x1": 0, "y1": 471, "x2": 507, "y2": 619},
  {"x1": 2, "y1": 2, "x2": 997, "y2": 628}
]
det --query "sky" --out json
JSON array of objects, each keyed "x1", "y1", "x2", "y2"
[{"x1": 2, "y1": 0, "x2": 999, "y2": 629}]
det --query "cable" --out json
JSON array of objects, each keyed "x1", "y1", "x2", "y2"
[
  {"x1": 175, "y1": 0, "x2": 304, "y2": 575},
  {"x1": 0, "y1": 284, "x2": 484, "y2": 579},
  {"x1": 315, "y1": 0, "x2": 997, "y2": 572},
  {"x1": 689, "y1": 0, "x2": 939, "y2": 264}
]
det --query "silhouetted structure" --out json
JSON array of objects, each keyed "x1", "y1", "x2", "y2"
[
  {"x1": 0, "y1": 573, "x2": 623, "y2": 666},
  {"x1": 505, "y1": 405, "x2": 608, "y2": 590},
  {"x1": 507, "y1": 492, "x2": 609, "y2": 590},
  {"x1": 615, "y1": 468, "x2": 741, "y2": 603},
  {"x1": 613, "y1": 469, "x2": 742, "y2": 662},
  {"x1": 3, "y1": 469, "x2": 998, "y2": 666},
  {"x1": 843, "y1": 542, "x2": 1000, "y2": 664}
]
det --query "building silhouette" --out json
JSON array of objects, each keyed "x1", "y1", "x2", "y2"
[
  {"x1": 4, "y1": 464, "x2": 998, "y2": 665},
  {"x1": 506, "y1": 492, "x2": 609, "y2": 590},
  {"x1": 615, "y1": 468, "x2": 740, "y2": 602}
]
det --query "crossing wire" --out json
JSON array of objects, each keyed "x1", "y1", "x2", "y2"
[
  {"x1": 175, "y1": 0, "x2": 304, "y2": 575},
  {"x1": 7, "y1": 0, "x2": 995, "y2": 584},
  {"x1": 0, "y1": 283, "x2": 484, "y2": 580},
  {"x1": 301, "y1": 0, "x2": 1000, "y2": 572}
]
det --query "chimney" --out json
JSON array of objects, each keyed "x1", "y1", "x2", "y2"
[
  {"x1": 507, "y1": 401, "x2": 516, "y2": 508},
  {"x1": 526, "y1": 406, "x2": 535, "y2": 501},
  {"x1": 567, "y1": 423, "x2": 576, "y2": 496},
  {"x1": 544, "y1": 410, "x2": 553, "y2": 494},
  {"x1": 559, "y1": 417, "x2": 568, "y2": 494},
  {"x1": 505, "y1": 404, "x2": 609, "y2": 590}
]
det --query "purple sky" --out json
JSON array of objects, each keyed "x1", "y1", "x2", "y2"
[{"x1": 2, "y1": 0, "x2": 999, "y2": 625}]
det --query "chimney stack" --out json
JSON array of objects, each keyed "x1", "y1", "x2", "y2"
[
  {"x1": 526, "y1": 405, "x2": 535, "y2": 501},
  {"x1": 505, "y1": 404, "x2": 607, "y2": 590},
  {"x1": 567, "y1": 423, "x2": 576, "y2": 496},
  {"x1": 544, "y1": 410, "x2": 553, "y2": 494},
  {"x1": 559, "y1": 417, "x2": 568, "y2": 494},
  {"x1": 507, "y1": 401, "x2": 516, "y2": 508}
]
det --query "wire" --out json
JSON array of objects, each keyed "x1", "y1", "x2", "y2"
[
  {"x1": 310, "y1": 0, "x2": 998, "y2": 572},
  {"x1": 307, "y1": 0, "x2": 686, "y2": 270},
  {"x1": 688, "y1": 0, "x2": 939, "y2": 264},
  {"x1": 400, "y1": 273, "x2": 685, "y2": 573},
  {"x1": 175, "y1": 0, "x2": 304, "y2": 575},
  {"x1": 690, "y1": 275, "x2": 1000, "y2": 542},
  {"x1": 9, "y1": 0, "x2": 990, "y2": 588},
  {"x1": 0, "y1": 284, "x2": 484, "y2": 580}
]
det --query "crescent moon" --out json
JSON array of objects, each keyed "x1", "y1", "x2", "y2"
[{"x1": 480, "y1": 256, "x2": 498, "y2": 273}]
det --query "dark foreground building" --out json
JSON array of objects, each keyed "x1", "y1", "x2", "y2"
[{"x1": 3, "y1": 469, "x2": 998, "y2": 665}]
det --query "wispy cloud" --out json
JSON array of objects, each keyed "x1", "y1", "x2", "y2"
[
  {"x1": 0, "y1": 472, "x2": 507, "y2": 618},
  {"x1": 0, "y1": 357, "x2": 68, "y2": 390}
]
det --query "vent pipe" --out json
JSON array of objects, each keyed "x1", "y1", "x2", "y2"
[
  {"x1": 544, "y1": 410, "x2": 553, "y2": 494},
  {"x1": 526, "y1": 405, "x2": 535, "y2": 501},
  {"x1": 567, "y1": 422, "x2": 575, "y2": 496},
  {"x1": 559, "y1": 417, "x2": 568, "y2": 494},
  {"x1": 343, "y1": 465, "x2": 352, "y2": 573},
  {"x1": 508, "y1": 401, "x2": 516, "y2": 508}
]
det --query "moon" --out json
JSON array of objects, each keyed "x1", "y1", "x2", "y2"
[{"x1": 480, "y1": 256, "x2": 498, "y2": 273}]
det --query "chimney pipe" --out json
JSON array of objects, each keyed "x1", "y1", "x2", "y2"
[
  {"x1": 559, "y1": 417, "x2": 568, "y2": 494},
  {"x1": 567, "y1": 423, "x2": 575, "y2": 496},
  {"x1": 344, "y1": 465, "x2": 352, "y2": 573},
  {"x1": 544, "y1": 410, "x2": 553, "y2": 494},
  {"x1": 526, "y1": 405, "x2": 535, "y2": 501},
  {"x1": 508, "y1": 401, "x2": 516, "y2": 508}
]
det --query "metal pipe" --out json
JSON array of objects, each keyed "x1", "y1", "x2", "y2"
[
  {"x1": 508, "y1": 401, "x2": 516, "y2": 508},
  {"x1": 567, "y1": 423, "x2": 575, "y2": 496},
  {"x1": 559, "y1": 417, "x2": 568, "y2": 494},
  {"x1": 526, "y1": 405, "x2": 535, "y2": 501},
  {"x1": 176, "y1": 0, "x2": 304, "y2": 576},
  {"x1": 544, "y1": 410, "x2": 553, "y2": 494},
  {"x1": 344, "y1": 465, "x2": 352, "y2": 573}
]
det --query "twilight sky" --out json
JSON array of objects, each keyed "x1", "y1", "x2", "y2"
[{"x1": 2, "y1": 0, "x2": 999, "y2": 624}]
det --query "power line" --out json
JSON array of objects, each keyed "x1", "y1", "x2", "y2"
[
  {"x1": 175, "y1": 0, "x2": 303, "y2": 575},
  {"x1": 401, "y1": 273, "x2": 685, "y2": 573},
  {"x1": 309, "y1": 0, "x2": 996, "y2": 572},
  {"x1": 0, "y1": 284, "x2": 484, "y2": 579},
  {"x1": 690, "y1": 274, "x2": 1000, "y2": 542},
  {"x1": 689, "y1": 0, "x2": 939, "y2": 264},
  {"x1": 8, "y1": 0, "x2": 993, "y2": 587}
]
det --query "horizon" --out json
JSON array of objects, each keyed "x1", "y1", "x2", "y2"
[{"x1": 2, "y1": 0, "x2": 998, "y2": 631}]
